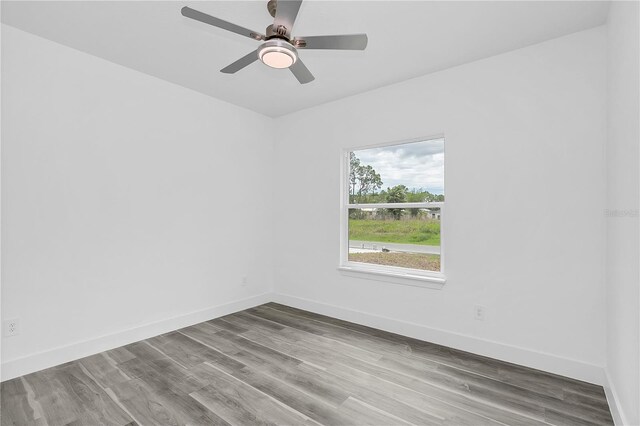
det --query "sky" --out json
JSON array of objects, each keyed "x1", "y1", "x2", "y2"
[{"x1": 354, "y1": 138, "x2": 444, "y2": 194}]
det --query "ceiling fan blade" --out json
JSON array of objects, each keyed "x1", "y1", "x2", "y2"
[
  {"x1": 220, "y1": 50, "x2": 259, "y2": 74},
  {"x1": 295, "y1": 34, "x2": 368, "y2": 50},
  {"x1": 289, "y1": 59, "x2": 315, "y2": 84},
  {"x1": 181, "y1": 7, "x2": 264, "y2": 41},
  {"x1": 273, "y1": 0, "x2": 303, "y2": 37}
]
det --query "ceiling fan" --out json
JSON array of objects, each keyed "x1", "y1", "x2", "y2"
[{"x1": 181, "y1": 0, "x2": 368, "y2": 84}]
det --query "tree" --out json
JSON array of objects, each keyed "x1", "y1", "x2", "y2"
[
  {"x1": 356, "y1": 165, "x2": 382, "y2": 201},
  {"x1": 386, "y1": 185, "x2": 408, "y2": 219},
  {"x1": 349, "y1": 152, "x2": 360, "y2": 200},
  {"x1": 349, "y1": 153, "x2": 383, "y2": 203},
  {"x1": 423, "y1": 192, "x2": 445, "y2": 202},
  {"x1": 407, "y1": 188, "x2": 424, "y2": 217}
]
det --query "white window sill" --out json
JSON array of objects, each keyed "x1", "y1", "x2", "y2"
[{"x1": 338, "y1": 265, "x2": 446, "y2": 289}]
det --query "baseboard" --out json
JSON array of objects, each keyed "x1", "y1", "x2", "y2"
[
  {"x1": 1, "y1": 292, "x2": 272, "y2": 382},
  {"x1": 272, "y1": 293, "x2": 606, "y2": 386},
  {"x1": 2, "y1": 291, "x2": 607, "y2": 389},
  {"x1": 604, "y1": 370, "x2": 631, "y2": 425}
]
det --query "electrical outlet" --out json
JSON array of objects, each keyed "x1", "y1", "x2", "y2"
[
  {"x1": 474, "y1": 305, "x2": 485, "y2": 321},
  {"x1": 3, "y1": 318, "x2": 20, "y2": 337}
]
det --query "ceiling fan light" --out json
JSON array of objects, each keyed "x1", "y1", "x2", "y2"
[
  {"x1": 261, "y1": 50, "x2": 295, "y2": 68},
  {"x1": 257, "y1": 39, "x2": 298, "y2": 69}
]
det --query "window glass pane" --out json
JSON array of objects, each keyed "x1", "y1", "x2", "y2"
[
  {"x1": 348, "y1": 138, "x2": 444, "y2": 204},
  {"x1": 348, "y1": 208, "x2": 441, "y2": 272}
]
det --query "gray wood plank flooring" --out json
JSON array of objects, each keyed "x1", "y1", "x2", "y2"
[{"x1": 1, "y1": 303, "x2": 614, "y2": 425}]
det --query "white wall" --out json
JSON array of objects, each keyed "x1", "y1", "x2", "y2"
[
  {"x1": 1, "y1": 25, "x2": 274, "y2": 380},
  {"x1": 605, "y1": 2, "x2": 640, "y2": 425},
  {"x1": 272, "y1": 27, "x2": 607, "y2": 383}
]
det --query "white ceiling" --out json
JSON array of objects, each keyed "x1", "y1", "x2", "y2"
[{"x1": 2, "y1": 1, "x2": 609, "y2": 117}]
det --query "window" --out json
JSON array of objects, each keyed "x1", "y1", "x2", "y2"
[{"x1": 340, "y1": 137, "x2": 445, "y2": 285}]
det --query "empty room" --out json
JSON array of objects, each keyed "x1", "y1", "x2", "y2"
[{"x1": 1, "y1": 0, "x2": 638, "y2": 425}]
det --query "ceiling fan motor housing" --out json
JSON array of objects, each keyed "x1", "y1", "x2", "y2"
[{"x1": 265, "y1": 24, "x2": 290, "y2": 40}]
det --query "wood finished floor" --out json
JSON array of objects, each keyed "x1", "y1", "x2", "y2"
[{"x1": 1, "y1": 303, "x2": 613, "y2": 426}]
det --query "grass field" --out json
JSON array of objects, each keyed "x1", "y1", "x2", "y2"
[
  {"x1": 349, "y1": 252, "x2": 440, "y2": 271},
  {"x1": 349, "y1": 218, "x2": 440, "y2": 246}
]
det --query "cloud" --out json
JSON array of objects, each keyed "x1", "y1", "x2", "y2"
[
  {"x1": 384, "y1": 141, "x2": 444, "y2": 159},
  {"x1": 354, "y1": 138, "x2": 444, "y2": 194}
]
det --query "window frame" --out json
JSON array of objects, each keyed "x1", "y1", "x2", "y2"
[{"x1": 339, "y1": 136, "x2": 446, "y2": 288}]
